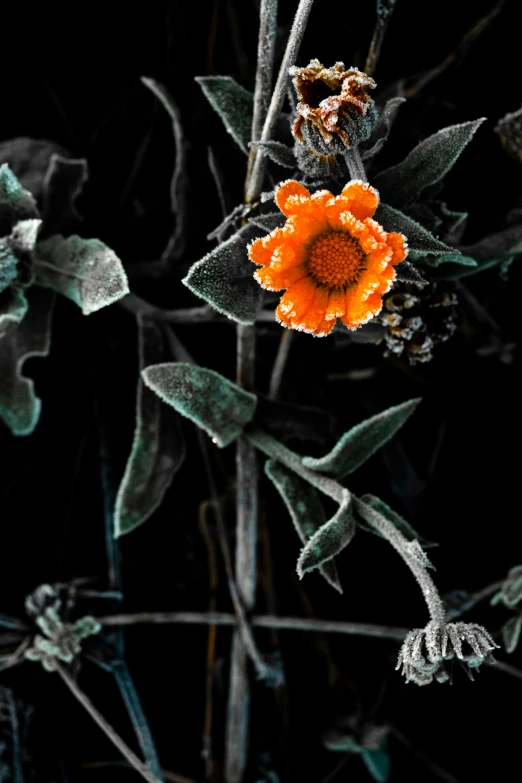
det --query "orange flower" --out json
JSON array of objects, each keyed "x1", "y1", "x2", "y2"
[{"x1": 248, "y1": 180, "x2": 407, "y2": 336}]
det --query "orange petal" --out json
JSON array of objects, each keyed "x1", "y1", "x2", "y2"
[
  {"x1": 275, "y1": 180, "x2": 311, "y2": 216},
  {"x1": 276, "y1": 275, "x2": 318, "y2": 320},
  {"x1": 339, "y1": 180, "x2": 379, "y2": 220},
  {"x1": 248, "y1": 229, "x2": 285, "y2": 267},
  {"x1": 363, "y1": 217, "x2": 388, "y2": 246},
  {"x1": 313, "y1": 317, "x2": 337, "y2": 337},
  {"x1": 324, "y1": 288, "x2": 347, "y2": 321},
  {"x1": 286, "y1": 212, "x2": 328, "y2": 244},
  {"x1": 255, "y1": 263, "x2": 307, "y2": 292},
  {"x1": 297, "y1": 286, "x2": 330, "y2": 333},
  {"x1": 342, "y1": 288, "x2": 383, "y2": 329},
  {"x1": 386, "y1": 232, "x2": 408, "y2": 265},
  {"x1": 339, "y1": 212, "x2": 380, "y2": 254},
  {"x1": 365, "y1": 245, "x2": 394, "y2": 275},
  {"x1": 376, "y1": 264, "x2": 396, "y2": 294}
]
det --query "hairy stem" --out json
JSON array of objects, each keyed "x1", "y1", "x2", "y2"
[
  {"x1": 364, "y1": 0, "x2": 399, "y2": 77},
  {"x1": 344, "y1": 147, "x2": 367, "y2": 182},
  {"x1": 55, "y1": 663, "x2": 162, "y2": 783},
  {"x1": 269, "y1": 330, "x2": 294, "y2": 399},
  {"x1": 245, "y1": 0, "x2": 316, "y2": 204}
]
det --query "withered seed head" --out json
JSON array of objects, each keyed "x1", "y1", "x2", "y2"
[{"x1": 290, "y1": 59, "x2": 378, "y2": 155}]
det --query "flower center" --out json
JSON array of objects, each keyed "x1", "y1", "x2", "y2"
[{"x1": 307, "y1": 230, "x2": 365, "y2": 289}]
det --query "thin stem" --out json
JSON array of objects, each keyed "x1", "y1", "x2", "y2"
[
  {"x1": 364, "y1": 1, "x2": 399, "y2": 77},
  {"x1": 446, "y1": 580, "x2": 504, "y2": 621},
  {"x1": 245, "y1": 0, "x2": 316, "y2": 204},
  {"x1": 96, "y1": 611, "x2": 407, "y2": 639},
  {"x1": 268, "y1": 330, "x2": 294, "y2": 399},
  {"x1": 344, "y1": 147, "x2": 367, "y2": 182},
  {"x1": 55, "y1": 662, "x2": 162, "y2": 783}
]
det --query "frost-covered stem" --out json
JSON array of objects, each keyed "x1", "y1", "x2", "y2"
[
  {"x1": 247, "y1": 0, "x2": 279, "y2": 184},
  {"x1": 55, "y1": 663, "x2": 162, "y2": 783},
  {"x1": 245, "y1": 0, "x2": 316, "y2": 204},
  {"x1": 344, "y1": 147, "x2": 367, "y2": 182},
  {"x1": 352, "y1": 498, "x2": 446, "y2": 627},
  {"x1": 269, "y1": 330, "x2": 294, "y2": 399},
  {"x1": 364, "y1": 1, "x2": 398, "y2": 77}
]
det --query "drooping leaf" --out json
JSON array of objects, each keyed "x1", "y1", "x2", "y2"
[
  {"x1": 297, "y1": 489, "x2": 355, "y2": 578},
  {"x1": 374, "y1": 119, "x2": 485, "y2": 208},
  {"x1": 265, "y1": 460, "x2": 342, "y2": 592},
  {"x1": 0, "y1": 287, "x2": 55, "y2": 436},
  {"x1": 249, "y1": 212, "x2": 287, "y2": 233},
  {"x1": 0, "y1": 163, "x2": 38, "y2": 235},
  {"x1": 0, "y1": 286, "x2": 28, "y2": 339},
  {"x1": 502, "y1": 616, "x2": 522, "y2": 654},
  {"x1": 141, "y1": 78, "x2": 187, "y2": 262},
  {"x1": 376, "y1": 204, "x2": 455, "y2": 255},
  {"x1": 195, "y1": 76, "x2": 253, "y2": 154},
  {"x1": 115, "y1": 317, "x2": 186, "y2": 537},
  {"x1": 302, "y1": 399, "x2": 420, "y2": 479},
  {"x1": 35, "y1": 234, "x2": 129, "y2": 315},
  {"x1": 394, "y1": 260, "x2": 428, "y2": 285},
  {"x1": 361, "y1": 742, "x2": 390, "y2": 782},
  {"x1": 361, "y1": 96, "x2": 406, "y2": 161},
  {"x1": 250, "y1": 141, "x2": 297, "y2": 169},
  {"x1": 358, "y1": 494, "x2": 437, "y2": 548},
  {"x1": 142, "y1": 362, "x2": 257, "y2": 448},
  {"x1": 183, "y1": 224, "x2": 263, "y2": 324},
  {"x1": 422, "y1": 252, "x2": 477, "y2": 268},
  {"x1": 42, "y1": 154, "x2": 88, "y2": 231}
]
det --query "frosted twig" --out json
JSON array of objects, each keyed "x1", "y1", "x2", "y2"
[
  {"x1": 344, "y1": 147, "x2": 367, "y2": 182},
  {"x1": 364, "y1": 0, "x2": 399, "y2": 77},
  {"x1": 268, "y1": 329, "x2": 294, "y2": 399}
]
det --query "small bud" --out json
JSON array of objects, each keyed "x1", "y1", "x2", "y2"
[{"x1": 290, "y1": 59, "x2": 378, "y2": 155}]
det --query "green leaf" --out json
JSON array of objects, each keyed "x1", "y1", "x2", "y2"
[
  {"x1": 115, "y1": 317, "x2": 186, "y2": 537},
  {"x1": 395, "y1": 260, "x2": 428, "y2": 284},
  {"x1": 265, "y1": 460, "x2": 342, "y2": 593},
  {"x1": 423, "y1": 252, "x2": 477, "y2": 268},
  {"x1": 374, "y1": 118, "x2": 485, "y2": 208},
  {"x1": 0, "y1": 286, "x2": 28, "y2": 339},
  {"x1": 250, "y1": 141, "x2": 297, "y2": 169},
  {"x1": 302, "y1": 399, "x2": 420, "y2": 479},
  {"x1": 358, "y1": 494, "x2": 436, "y2": 548},
  {"x1": 297, "y1": 489, "x2": 355, "y2": 578},
  {"x1": 0, "y1": 287, "x2": 55, "y2": 436},
  {"x1": 195, "y1": 76, "x2": 253, "y2": 154},
  {"x1": 375, "y1": 204, "x2": 455, "y2": 255},
  {"x1": 0, "y1": 163, "x2": 38, "y2": 234},
  {"x1": 35, "y1": 234, "x2": 129, "y2": 314},
  {"x1": 183, "y1": 224, "x2": 263, "y2": 324},
  {"x1": 361, "y1": 743, "x2": 390, "y2": 782},
  {"x1": 142, "y1": 362, "x2": 257, "y2": 448},
  {"x1": 502, "y1": 616, "x2": 522, "y2": 654},
  {"x1": 249, "y1": 212, "x2": 287, "y2": 233}
]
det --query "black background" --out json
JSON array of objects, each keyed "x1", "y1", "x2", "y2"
[{"x1": 1, "y1": 0, "x2": 522, "y2": 781}]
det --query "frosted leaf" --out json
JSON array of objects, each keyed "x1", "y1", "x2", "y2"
[
  {"x1": 35, "y1": 234, "x2": 129, "y2": 315},
  {"x1": 250, "y1": 141, "x2": 297, "y2": 169},
  {"x1": 0, "y1": 163, "x2": 38, "y2": 235},
  {"x1": 0, "y1": 287, "x2": 54, "y2": 436},
  {"x1": 302, "y1": 398, "x2": 420, "y2": 478},
  {"x1": 296, "y1": 489, "x2": 355, "y2": 578},
  {"x1": 265, "y1": 459, "x2": 342, "y2": 593},
  {"x1": 195, "y1": 76, "x2": 253, "y2": 154},
  {"x1": 249, "y1": 212, "x2": 287, "y2": 233},
  {"x1": 142, "y1": 362, "x2": 257, "y2": 448},
  {"x1": 395, "y1": 260, "x2": 428, "y2": 284},
  {"x1": 502, "y1": 616, "x2": 522, "y2": 654},
  {"x1": 423, "y1": 252, "x2": 477, "y2": 268},
  {"x1": 361, "y1": 96, "x2": 406, "y2": 161},
  {"x1": 0, "y1": 137, "x2": 69, "y2": 203},
  {"x1": 183, "y1": 224, "x2": 263, "y2": 324},
  {"x1": 404, "y1": 539, "x2": 435, "y2": 570},
  {"x1": 374, "y1": 119, "x2": 485, "y2": 209},
  {"x1": 376, "y1": 204, "x2": 455, "y2": 255},
  {"x1": 0, "y1": 239, "x2": 19, "y2": 294},
  {"x1": 8, "y1": 218, "x2": 42, "y2": 254},
  {"x1": 115, "y1": 317, "x2": 186, "y2": 537}
]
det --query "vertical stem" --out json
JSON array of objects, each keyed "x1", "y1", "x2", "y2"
[
  {"x1": 344, "y1": 147, "x2": 367, "y2": 182},
  {"x1": 268, "y1": 330, "x2": 294, "y2": 399},
  {"x1": 364, "y1": 1, "x2": 399, "y2": 77}
]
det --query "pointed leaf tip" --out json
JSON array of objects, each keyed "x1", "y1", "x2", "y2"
[
  {"x1": 142, "y1": 362, "x2": 257, "y2": 448},
  {"x1": 302, "y1": 398, "x2": 421, "y2": 479},
  {"x1": 297, "y1": 489, "x2": 355, "y2": 579},
  {"x1": 195, "y1": 75, "x2": 253, "y2": 154}
]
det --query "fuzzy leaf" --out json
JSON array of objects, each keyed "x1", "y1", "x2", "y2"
[
  {"x1": 374, "y1": 119, "x2": 485, "y2": 208},
  {"x1": 249, "y1": 212, "x2": 287, "y2": 233},
  {"x1": 115, "y1": 317, "x2": 186, "y2": 537},
  {"x1": 8, "y1": 218, "x2": 42, "y2": 255},
  {"x1": 0, "y1": 287, "x2": 28, "y2": 339},
  {"x1": 423, "y1": 252, "x2": 477, "y2": 268},
  {"x1": 0, "y1": 239, "x2": 19, "y2": 293},
  {"x1": 0, "y1": 163, "x2": 39, "y2": 236},
  {"x1": 250, "y1": 141, "x2": 297, "y2": 169},
  {"x1": 358, "y1": 494, "x2": 436, "y2": 548},
  {"x1": 42, "y1": 155, "x2": 88, "y2": 231},
  {"x1": 297, "y1": 489, "x2": 355, "y2": 578},
  {"x1": 265, "y1": 460, "x2": 342, "y2": 592},
  {"x1": 302, "y1": 399, "x2": 420, "y2": 479},
  {"x1": 394, "y1": 260, "x2": 428, "y2": 284},
  {"x1": 502, "y1": 616, "x2": 522, "y2": 654},
  {"x1": 183, "y1": 224, "x2": 263, "y2": 324},
  {"x1": 361, "y1": 743, "x2": 390, "y2": 783},
  {"x1": 142, "y1": 362, "x2": 257, "y2": 448},
  {"x1": 376, "y1": 204, "x2": 455, "y2": 255},
  {"x1": 361, "y1": 96, "x2": 405, "y2": 160},
  {"x1": 35, "y1": 234, "x2": 129, "y2": 315},
  {"x1": 195, "y1": 76, "x2": 253, "y2": 154},
  {"x1": 0, "y1": 287, "x2": 55, "y2": 436}
]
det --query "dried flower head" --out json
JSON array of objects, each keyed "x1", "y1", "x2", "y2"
[
  {"x1": 248, "y1": 179, "x2": 407, "y2": 336},
  {"x1": 495, "y1": 106, "x2": 522, "y2": 165},
  {"x1": 397, "y1": 621, "x2": 499, "y2": 686},
  {"x1": 290, "y1": 59, "x2": 378, "y2": 155}
]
